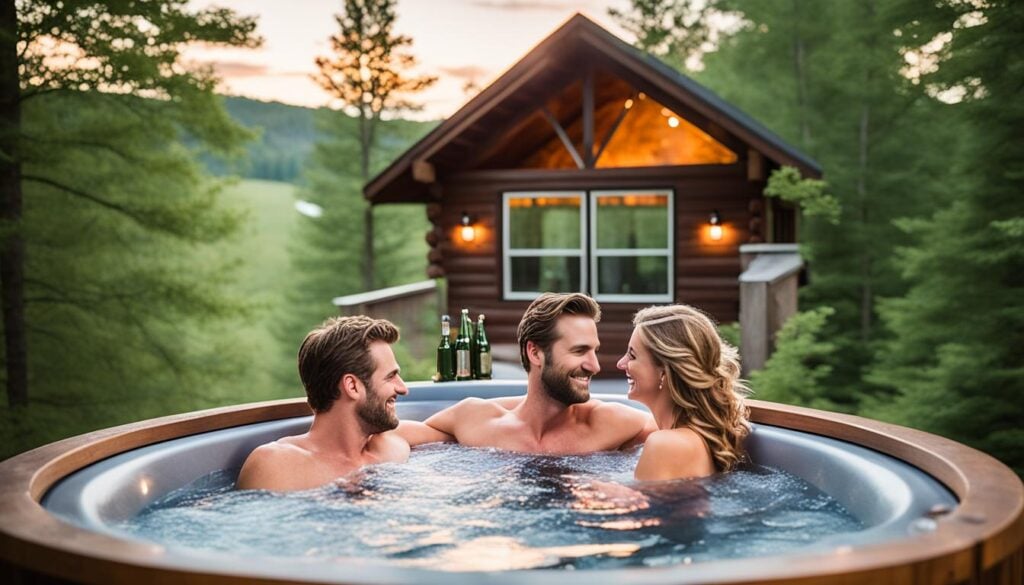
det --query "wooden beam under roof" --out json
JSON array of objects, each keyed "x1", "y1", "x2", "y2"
[{"x1": 412, "y1": 159, "x2": 435, "y2": 184}]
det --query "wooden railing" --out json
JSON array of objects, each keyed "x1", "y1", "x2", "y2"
[
  {"x1": 739, "y1": 244, "x2": 803, "y2": 375},
  {"x1": 332, "y1": 279, "x2": 440, "y2": 360}
]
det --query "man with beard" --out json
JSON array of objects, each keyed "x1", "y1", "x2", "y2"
[
  {"x1": 236, "y1": 316, "x2": 448, "y2": 491},
  {"x1": 424, "y1": 293, "x2": 656, "y2": 453}
]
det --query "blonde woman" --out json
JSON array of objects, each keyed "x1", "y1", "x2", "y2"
[{"x1": 617, "y1": 305, "x2": 751, "y2": 480}]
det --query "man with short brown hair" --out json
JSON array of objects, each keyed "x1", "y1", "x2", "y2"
[
  {"x1": 237, "y1": 316, "x2": 446, "y2": 491},
  {"x1": 425, "y1": 293, "x2": 656, "y2": 453}
]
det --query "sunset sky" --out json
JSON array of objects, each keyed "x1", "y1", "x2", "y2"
[{"x1": 190, "y1": 0, "x2": 634, "y2": 119}]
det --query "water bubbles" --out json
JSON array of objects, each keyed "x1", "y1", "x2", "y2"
[{"x1": 121, "y1": 448, "x2": 861, "y2": 570}]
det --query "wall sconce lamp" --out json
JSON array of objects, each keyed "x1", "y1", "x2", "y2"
[
  {"x1": 708, "y1": 210, "x2": 723, "y2": 241},
  {"x1": 460, "y1": 211, "x2": 476, "y2": 243}
]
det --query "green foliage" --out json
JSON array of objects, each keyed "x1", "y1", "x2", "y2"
[
  {"x1": 867, "y1": 0, "x2": 1024, "y2": 476},
  {"x1": 749, "y1": 308, "x2": 841, "y2": 411},
  {"x1": 274, "y1": 111, "x2": 436, "y2": 389},
  {"x1": 270, "y1": 0, "x2": 439, "y2": 386},
  {"x1": 690, "y1": 0, "x2": 967, "y2": 409},
  {"x1": 200, "y1": 98, "x2": 319, "y2": 184},
  {"x1": 717, "y1": 321, "x2": 740, "y2": 348},
  {"x1": 608, "y1": 0, "x2": 716, "y2": 70},
  {"x1": 0, "y1": 1, "x2": 263, "y2": 456},
  {"x1": 314, "y1": 0, "x2": 438, "y2": 125},
  {"x1": 764, "y1": 166, "x2": 839, "y2": 224},
  {"x1": 312, "y1": 0, "x2": 437, "y2": 289}
]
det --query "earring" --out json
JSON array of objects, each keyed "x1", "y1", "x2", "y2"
[{"x1": 659, "y1": 373, "x2": 665, "y2": 390}]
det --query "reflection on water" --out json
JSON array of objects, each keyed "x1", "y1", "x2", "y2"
[{"x1": 121, "y1": 444, "x2": 861, "y2": 571}]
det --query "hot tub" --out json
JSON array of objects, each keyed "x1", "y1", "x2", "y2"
[{"x1": 1, "y1": 381, "x2": 1021, "y2": 584}]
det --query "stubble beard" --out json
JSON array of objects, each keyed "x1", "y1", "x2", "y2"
[
  {"x1": 356, "y1": 380, "x2": 399, "y2": 434},
  {"x1": 540, "y1": 352, "x2": 591, "y2": 406}
]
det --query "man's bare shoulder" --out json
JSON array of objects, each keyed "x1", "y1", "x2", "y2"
[
  {"x1": 455, "y1": 396, "x2": 518, "y2": 415},
  {"x1": 236, "y1": 437, "x2": 312, "y2": 490},
  {"x1": 368, "y1": 429, "x2": 412, "y2": 461},
  {"x1": 250, "y1": 437, "x2": 312, "y2": 463}
]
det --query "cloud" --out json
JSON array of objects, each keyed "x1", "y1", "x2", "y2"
[
  {"x1": 196, "y1": 60, "x2": 312, "y2": 79},
  {"x1": 201, "y1": 60, "x2": 269, "y2": 77},
  {"x1": 470, "y1": 1, "x2": 592, "y2": 12},
  {"x1": 438, "y1": 64, "x2": 490, "y2": 81}
]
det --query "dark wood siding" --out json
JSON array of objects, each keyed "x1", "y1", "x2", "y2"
[{"x1": 434, "y1": 165, "x2": 761, "y2": 377}]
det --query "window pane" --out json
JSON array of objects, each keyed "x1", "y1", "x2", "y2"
[
  {"x1": 510, "y1": 256, "x2": 581, "y2": 293},
  {"x1": 508, "y1": 196, "x2": 581, "y2": 249},
  {"x1": 595, "y1": 194, "x2": 669, "y2": 249},
  {"x1": 596, "y1": 256, "x2": 669, "y2": 295}
]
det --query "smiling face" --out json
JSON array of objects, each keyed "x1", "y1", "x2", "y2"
[
  {"x1": 617, "y1": 328, "x2": 662, "y2": 405},
  {"x1": 537, "y1": 315, "x2": 601, "y2": 405},
  {"x1": 355, "y1": 341, "x2": 408, "y2": 433}
]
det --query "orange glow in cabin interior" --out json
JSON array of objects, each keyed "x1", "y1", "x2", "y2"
[
  {"x1": 507, "y1": 196, "x2": 581, "y2": 208},
  {"x1": 523, "y1": 93, "x2": 738, "y2": 170},
  {"x1": 460, "y1": 224, "x2": 476, "y2": 242},
  {"x1": 596, "y1": 195, "x2": 668, "y2": 207}
]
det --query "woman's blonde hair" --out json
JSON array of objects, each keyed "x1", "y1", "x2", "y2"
[{"x1": 633, "y1": 305, "x2": 751, "y2": 471}]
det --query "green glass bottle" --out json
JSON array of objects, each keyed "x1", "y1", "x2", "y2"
[
  {"x1": 455, "y1": 309, "x2": 473, "y2": 381},
  {"x1": 474, "y1": 314, "x2": 492, "y2": 380},
  {"x1": 435, "y1": 315, "x2": 455, "y2": 382}
]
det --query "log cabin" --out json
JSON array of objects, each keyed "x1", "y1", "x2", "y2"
[{"x1": 364, "y1": 14, "x2": 821, "y2": 376}]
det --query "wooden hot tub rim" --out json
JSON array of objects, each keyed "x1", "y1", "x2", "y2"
[{"x1": 0, "y1": 397, "x2": 1019, "y2": 585}]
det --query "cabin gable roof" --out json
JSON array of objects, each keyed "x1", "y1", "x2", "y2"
[{"x1": 365, "y1": 14, "x2": 821, "y2": 204}]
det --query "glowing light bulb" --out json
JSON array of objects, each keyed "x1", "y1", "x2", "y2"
[
  {"x1": 460, "y1": 212, "x2": 475, "y2": 242},
  {"x1": 708, "y1": 210, "x2": 723, "y2": 241}
]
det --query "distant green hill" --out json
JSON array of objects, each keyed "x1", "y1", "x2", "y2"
[{"x1": 204, "y1": 96, "x2": 437, "y2": 184}]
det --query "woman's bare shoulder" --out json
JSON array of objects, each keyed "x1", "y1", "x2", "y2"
[
  {"x1": 643, "y1": 428, "x2": 706, "y2": 456},
  {"x1": 635, "y1": 428, "x2": 713, "y2": 481}
]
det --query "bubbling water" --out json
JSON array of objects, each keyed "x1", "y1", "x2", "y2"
[{"x1": 122, "y1": 444, "x2": 862, "y2": 571}]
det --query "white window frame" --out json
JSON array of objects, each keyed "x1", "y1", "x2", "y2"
[
  {"x1": 589, "y1": 189, "x2": 674, "y2": 303},
  {"x1": 502, "y1": 191, "x2": 587, "y2": 301}
]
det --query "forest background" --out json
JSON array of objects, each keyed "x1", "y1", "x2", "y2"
[{"x1": 1, "y1": 0, "x2": 1020, "y2": 477}]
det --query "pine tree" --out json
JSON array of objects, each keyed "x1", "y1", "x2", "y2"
[
  {"x1": 312, "y1": 0, "x2": 436, "y2": 290},
  {"x1": 749, "y1": 307, "x2": 839, "y2": 410},
  {"x1": 276, "y1": 114, "x2": 435, "y2": 389},
  {"x1": 695, "y1": 0, "x2": 964, "y2": 408},
  {"x1": 868, "y1": 0, "x2": 1024, "y2": 475}
]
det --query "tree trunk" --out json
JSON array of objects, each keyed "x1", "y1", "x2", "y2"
[
  {"x1": 857, "y1": 1, "x2": 876, "y2": 343},
  {"x1": 358, "y1": 112, "x2": 374, "y2": 291},
  {"x1": 791, "y1": 0, "x2": 812, "y2": 150},
  {"x1": 0, "y1": 0, "x2": 28, "y2": 407},
  {"x1": 858, "y1": 102, "x2": 872, "y2": 342}
]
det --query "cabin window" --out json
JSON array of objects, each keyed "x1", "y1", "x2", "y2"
[
  {"x1": 502, "y1": 192, "x2": 586, "y2": 300},
  {"x1": 502, "y1": 189, "x2": 673, "y2": 303},
  {"x1": 590, "y1": 190, "x2": 673, "y2": 302}
]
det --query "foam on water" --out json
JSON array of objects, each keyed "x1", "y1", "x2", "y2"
[{"x1": 121, "y1": 444, "x2": 862, "y2": 570}]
